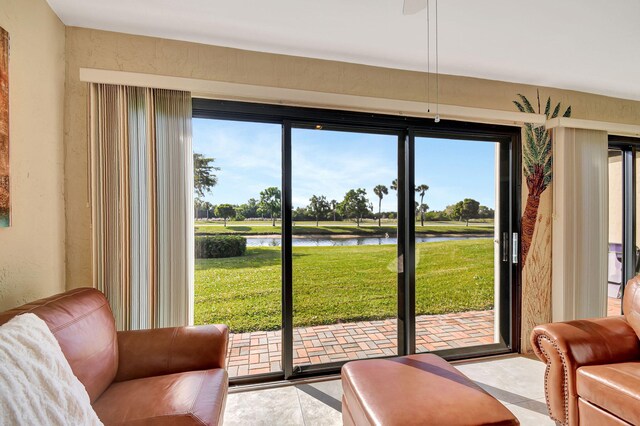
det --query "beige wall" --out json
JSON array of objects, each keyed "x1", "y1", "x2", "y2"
[
  {"x1": 0, "y1": 0, "x2": 66, "y2": 310},
  {"x1": 64, "y1": 27, "x2": 640, "y2": 291}
]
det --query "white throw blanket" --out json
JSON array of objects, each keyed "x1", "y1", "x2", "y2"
[{"x1": 0, "y1": 313, "x2": 103, "y2": 426}]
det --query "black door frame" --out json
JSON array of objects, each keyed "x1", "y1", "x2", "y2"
[
  {"x1": 609, "y1": 136, "x2": 640, "y2": 311},
  {"x1": 193, "y1": 98, "x2": 522, "y2": 384}
]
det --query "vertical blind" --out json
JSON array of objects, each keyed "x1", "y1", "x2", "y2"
[{"x1": 89, "y1": 84, "x2": 193, "y2": 330}]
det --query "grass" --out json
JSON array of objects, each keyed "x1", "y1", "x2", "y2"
[
  {"x1": 195, "y1": 221, "x2": 493, "y2": 237},
  {"x1": 194, "y1": 239, "x2": 494, "y2": 332},
  {"x1": 195, "y1": 219, "x2": 494, "y2": 227}
]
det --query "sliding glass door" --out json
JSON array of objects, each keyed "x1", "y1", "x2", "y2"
[
  {"x1": 412, "y1": 135, "x2": 513, "y2": 356},
  {"x1": 192, "y1": 118, "x2": 283, "y2": 378},
  {"x1": 290, "y1": 125, "x2": 399, "y2": 373},
  {"x1": 608, "y1": 138, "x2": 640, "y2": 316},
  {"x1": 193, "y1": 99, "x2": 520, "y2": 383}
]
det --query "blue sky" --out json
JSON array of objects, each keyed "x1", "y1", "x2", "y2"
[{"x1": 193, "y1": 118, "x2": 496, "y2": 212}]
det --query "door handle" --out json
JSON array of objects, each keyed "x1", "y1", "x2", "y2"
[{"x1": 502, "y1": 232, "x2": 508, "y2": 262}]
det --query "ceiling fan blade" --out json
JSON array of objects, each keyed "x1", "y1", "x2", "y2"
[{"x1": 403, "y1": 0, "x2": 427, "y2": 15}]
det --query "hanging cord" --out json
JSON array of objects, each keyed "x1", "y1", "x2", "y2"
[
  {"x1": 435, "y1": 0, "x2": 440, "y2": 122},
  {"x1": 427, "y1": 0, "x2": 430, "y2": 113}
]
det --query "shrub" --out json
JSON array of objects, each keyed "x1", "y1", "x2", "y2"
[
  {"x1": 195, "y1": 235, "x2": 246, "y2": 259},
  {"x1": 234, "y1": 214, "x2": 245, "y2": 221}
]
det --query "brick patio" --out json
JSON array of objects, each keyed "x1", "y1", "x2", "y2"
[
  {"x1": 608, "y1": 296, "x2": 622, "y2": 316},
  {"x1": 226, "y1": 309, "x2": 495, "y2": 377}
]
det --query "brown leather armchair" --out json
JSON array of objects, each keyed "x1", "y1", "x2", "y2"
[
  {"x1": 0, "y1": 288, "x2": 229, "y2": 425},
  {"x1": 531, "y1": 277, "x2": 640, "y2": 426}
]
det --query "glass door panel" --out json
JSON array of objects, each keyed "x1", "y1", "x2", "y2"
[
  {"x1": 607, "y1": 141, "x2": 640, "y2": 316},
  {"x1": 291, "y1": 126, "x2": 399, "y2": 370},
  {"x1": 607, "y1": 149, "x2": 623, "y2": 316},
  {"x1": 414, "y1": 136, "x2": 501, "y2": 352},
  {"x1": 192, "y1": 118, "x2": 282, "y2": 377}
]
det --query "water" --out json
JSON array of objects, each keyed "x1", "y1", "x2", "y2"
[{"x1": 245, "y1": 235, "x2": 488, "y2": 247}]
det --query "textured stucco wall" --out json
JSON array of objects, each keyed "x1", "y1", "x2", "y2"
[
  {"x1": 0, "y1": 0, "x2": 66, "y2": 310},
  {"x1": 64, "y1": 27, "x2": 640, "y2": 350}
]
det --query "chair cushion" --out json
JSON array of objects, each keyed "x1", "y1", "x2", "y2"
[
  {"x1": 623, "y1": 277, "x2": 640, "y2": 339},
  {"x1": 578, "y1": 399, "x2": 631, "y2": 426},
  {"x1": 577, "y1": 362, "x2": 640, "y2": 425},
  {"x1": 93, "y1": 369, "x2": 228, "y2": 425},
  {"x1": 0, "y1": 288, "x2": 118, "y2": 403},
  {"x1": 341, "y1": 353, "x2": 518, "y2": 426}
]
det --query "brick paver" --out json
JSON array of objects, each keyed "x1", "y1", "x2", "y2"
[
  {"x1": 226, "y1": 309, "x2": 495, "y2": 377},
  {"x1": 608, "y1": 296, "x2": 622, "y2": 316},
  {"x1": 226, "y1": 298, "x2": 628, "y2": 377}
]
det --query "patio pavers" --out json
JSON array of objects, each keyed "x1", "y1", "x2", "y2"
[
  {"x1": 608, "y1": 296, "x2": 622, "y2": 316},
  {"x1": 226, "y1": 298, "x2": 626, "y2": 376},
  {"x1": 226, "y1": 309, "x2": 495, "y2": 377}
]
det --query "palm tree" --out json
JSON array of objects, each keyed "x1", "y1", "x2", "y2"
[
  {"x1": 415, "y1": 184, "x2": 429, "y2": 226},
  {"x1": 514, "y1": 91, "x2": 571, "y2": 265},
  {"x1": 373, "y1": 185, "x2": 388, "y2": 227},
  {"x1": 418, "y1": 203, "x2": 429, "y2": 225},
  {"x1": 194, "y1": 198, "x2": 203, "y2": 220},
  {"x1": 203, "y1": 201, "x2": 213, "y2": 220},
  {"x1": 390, "y1": 179, "x2": 398, "y2": 193},
  {"x1": 330, "y1": 199, "x2": 337, "y2": 222}
]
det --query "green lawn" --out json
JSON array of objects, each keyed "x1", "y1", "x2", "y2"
[
  {"x1": 194, "y1": 239, "x2": 494, "y2": 332},
  {"x1": 195, "y1": 221, "x2": 493, "y2": 237}
]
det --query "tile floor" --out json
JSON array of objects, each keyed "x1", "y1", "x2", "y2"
[
  {"x1": 227, "y1": 310, "x2": 494, "y2": 377},
  {"x1": 224, "y1": 355, "x2": 554, "y2": 426}
]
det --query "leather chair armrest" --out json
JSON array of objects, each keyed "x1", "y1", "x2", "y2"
[
  {"x1": 531, "y1": 316, "x2": 640, "y2": 426},
  {"x1": 115, "y1": 324, "x2": 229, "y2": 382}
]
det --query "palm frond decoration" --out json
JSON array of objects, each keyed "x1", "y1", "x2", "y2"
[{"x1": 516, "y1": 90, "x2": 571, "y2": 266}]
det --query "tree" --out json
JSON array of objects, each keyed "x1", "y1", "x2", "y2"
[
  {"x1": 478, "y1": 205, "x2": 494, "y2": 219},
  {"x1": 293, "y1": 207, "x2": 310, "y2": 221},
  {"x1": 415, "y1": 184, "x2": 429, "y2": 226},
  {"x1": 445, "y1": 202, "x2": 463, "y2": 222},
  {"x1": 373, "y1": 185, "x2": 388, "y2": 227},
  {"x1": 330, "y1": 199, "x2": 337, "y2": 222},
  {"x1": 418, "y1": 203, "x2": 429, "y2": 223},
  {"x1": 514, "y1": 91, "x2": 571, "y2": 265},
  {"x1": 215, "y1": 204, "x2": 235, "y2": 227},
  {"x1": 194, "y1": 198, "x2": 203, "y2": 220},
  {"x1": 460, "y1": 198, "x2": 480, "y2": 226},
  {"x1": 390, "y1": 179, "x2": 398, "y2": 193},
  {"x1": 259, "y1": 187, "x2": 281, "y2": 226},
  {"x1": 445, "y1": 199, "x2": 479, "y2": 226},
  {"x1": 237, "y1": 198, "x2": 259, "y2": 219},
  {"x1": 308, "y1": 195, "x2": 330, "y2": 227},
  {"x1": 193, "y1": 153, "x2": 220, "y2": 198},
  {"x1": 203, "y1": 201, "x2": 213, "y2": 220},
  {"x1": 338, "y1": 188, "x2": 370, "y2": 227}
]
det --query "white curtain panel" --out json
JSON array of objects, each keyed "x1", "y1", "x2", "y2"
[{"x1": 89, "y1": 84, "x2": 193, "y2": 330}]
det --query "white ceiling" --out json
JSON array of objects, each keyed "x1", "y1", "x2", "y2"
[{"x1": 48, "y1": 0, "x2": 640, "y2": 101}]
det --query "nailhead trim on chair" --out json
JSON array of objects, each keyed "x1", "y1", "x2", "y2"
[{"x1": 536, "y1": 334, "x2": 569, "y2": 426}]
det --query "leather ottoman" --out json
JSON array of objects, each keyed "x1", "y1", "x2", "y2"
[{"x1": 341, "y1": 354, "x2": 518, "y2": 426}]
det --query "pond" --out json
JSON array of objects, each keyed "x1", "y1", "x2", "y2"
[{"x1": 245, "y1": 235, "x2": 490, "y2": 247}]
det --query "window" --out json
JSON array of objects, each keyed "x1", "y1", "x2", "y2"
[
  {"x1": 193, "y1": 99, "x2": 521, "y2": 383},
  {"x1": 607, "y1": 137, "x2": 640, "y2": 316}
]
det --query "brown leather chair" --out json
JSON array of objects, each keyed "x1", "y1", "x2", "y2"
[
  {"x1": 0, "y1": 288, "x2": 229, "y2": 425},
  {"x1": 532, "y1": 276, "x2": 640, "y2": 426}
]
